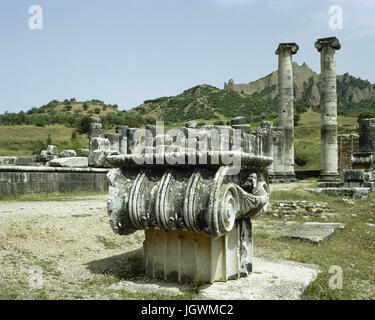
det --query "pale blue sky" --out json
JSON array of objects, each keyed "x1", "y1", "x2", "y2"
[{"x1": 0, "y1": 0, "x2": 374, "y2": 113}]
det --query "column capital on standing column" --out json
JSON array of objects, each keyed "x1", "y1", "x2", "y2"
[
  {"x1": 275, "y1": 43, "x2": 299, "y2": 55},
  {"x1": 315, "y1": 37, "x2": 341, "y2": 52}
]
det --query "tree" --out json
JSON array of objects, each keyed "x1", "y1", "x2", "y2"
[
  {"x1": 357, "y1": 111, "x2": 375, "y2": 123},
  {"x1": 294, "y1": 113, "x2": 301, "y2": 126},
  {"x1": 94, "y1": 107, "x2": 101, "y2": 114},
  {"x1": 46, "y1": 133, "x2": 52, "y2": 146},
  {"x1": 77, "y1": 116, "x2": 91, "y2": 134}
]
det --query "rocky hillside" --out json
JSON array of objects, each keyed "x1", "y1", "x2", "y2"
[
  {"x1": 225, "y1": 63, "x2": 375, "y2": 113},
  {"x1": 131, "y1": 63, "x2": 375, "y2": 123},
  {"x1": 130, "y1": 84, "x2": 278, "y2": 124}
]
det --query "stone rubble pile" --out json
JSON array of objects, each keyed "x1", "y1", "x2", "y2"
[{"x1": 266, "y1": 200, "x2": 336, "y2": 219}]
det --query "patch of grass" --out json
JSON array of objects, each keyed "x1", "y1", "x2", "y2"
[
  {"x1": 103, "y1": 240, "x2": 122, "y2": 250},
  {"x1": 255, "y1": 192, "x2": 375, "y2": 299},
  {"x1": 113, "y1": 255, "x2": 145, "y2": 280},
  {"x1": 0, "y1": 191, "x2": 107, "y2": 202},
  {"x1": 72, "y1": 214, "x2": 93, "y2": 218}
]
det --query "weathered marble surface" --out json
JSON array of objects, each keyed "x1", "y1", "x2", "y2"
[
  {"x1": 49, "y1": 157, "x2": 88, "y2": 168},
  {"x1": 107, "y1": 159, "x2": 271, "y2": 238},
  {"x1": 315, "y1": 37, "x2": 341, "y2": 181},
  {"x1": 253, "y1": 221, "x2": 345, "y2": 243},
  {"x1": 109, "y1": 256, "x2": 320, "y2": 300},
  {"x1": 275, "y1": 43, "x2": 299, "y2": 179}
]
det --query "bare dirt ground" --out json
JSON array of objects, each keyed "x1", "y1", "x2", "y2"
[{"x1": 0, "y1": 195, "x2": 168, "y2": 300}]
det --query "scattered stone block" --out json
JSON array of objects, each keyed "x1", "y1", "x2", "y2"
[
  {"x1": 90, "y1": 137, "x2": 110, "y2": 152},
  {"x1": 317, "y1": 182, "x2": 344, "y2": 188},
  {"x1": 253, "y1": 221, "x2": 345, "y2": 243},
  {"x1": 185, "y1": 120, "x2": 198, "y2": 129},
  {"x1": 59, "y1": 150, "x2": 77, "y2": 158},
  {"x1": 49, "y1": 157, "x2": 88, "y2": 168},
  {"x1": 0, "y1": 157, "x2": 17, "y2": 166},
  {"x1": 231, "y1": 124, "x2": 252, "y2": 134},
  {"x1": 231, "y1": 117, "x2": 246, "y2": 126},
  {"x1": 46, "y1": 145, "x2": 58, "y2": 155},
  {"x1": 343, "y1": 169, "x2": 365, "y2": 182},
  {"x1": 108, "y1": 257, "x2": 319, "y2": 300},
  {"x1": 306, "y1": 187, "x2": 371, "y2": 200},
  {"x1": 197, "y1": 257, "x2": 320, "y2": 300}
]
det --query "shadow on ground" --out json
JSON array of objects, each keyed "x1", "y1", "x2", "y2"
[
  {"x1": 85, "y1": 247, "x2": 144, "y2": 279},
  {"x1": 85, "y1": 247, "x2": 196, "y2": 296}
]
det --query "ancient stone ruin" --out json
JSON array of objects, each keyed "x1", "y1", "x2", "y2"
[
  {"x1": 310, "y1": 118, "x2": 375, "y2": 199},
  {"x1": 315, "y1": 37, "x2": 341, "y2": 181},
  {"x1": 106, "y1": 124, "x2": 272, "y2": 283},
  {"x1": 274, "y1": 42, "x2": 299, "y2": 181}
]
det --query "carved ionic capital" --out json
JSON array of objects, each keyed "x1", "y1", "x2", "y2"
[
  {"x1": 107, "y1": 165, "x2": 271, "y2": 238},
  {"x1": 275, "y1": 42, "x2": 299, "y2": 55},
  {"x1": 315, "y1": 37, "x2": 341, "y2": 52}
]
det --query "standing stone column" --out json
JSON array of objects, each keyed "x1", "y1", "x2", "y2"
[
  {"x1": 359, "y1": 118, "x2": 375, "y2": 153},
  {"x1": 89, "y1": 118, "x2": 102, "y2": 142},
  {"x1": 315, "y1": 37, "x2": 341, "y2": 181},
  {"x1": 275, "y1": 43, "x2": 299, "y2": 180}
]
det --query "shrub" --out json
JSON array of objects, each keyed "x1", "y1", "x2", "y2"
[
  {"x1": 82, "y1": 103, "x2": 89, "y2": 111},
  {"x1": 32, "y1": 140, "x2": 46, "y2": 155},
  {"x1": 295, "y1": 104, "x2": 308, "y2": 114},
  {"x1": 294, "y1": 113, "x2": 301, "y2": 126},
  {"x1": 46, "y1": 134, "x2": 52, "y2": 146},
  {"x1": 295, "y1": 152, "x2": 310, "y2": 167},
  {"x1": 76, "y1": 116, "x2": 91, "y2": 134},
  {"x1": 213, "y1": 120, "x2": 224, "y2": 125},
  {"x1": 357, "y1": 111, "x2": 375, "y2": 123},
  {"x1": 64, "y1": 104, "x2": 72, "y2": 112},
  {"x1": 35, "y1": 118, "x2": 47, "y2": 127},
  {"x1": 94, "y1": 107, "x2": 101, "y2": 114}
]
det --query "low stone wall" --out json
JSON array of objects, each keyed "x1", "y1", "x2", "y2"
[{"x1": 0, "y1": 166, "x2": 109, "y2": 195}]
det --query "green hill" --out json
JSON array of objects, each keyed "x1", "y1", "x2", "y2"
[
  {"x1": 130, "y1": 63, "x2": 375, "y2": 124},
  {"x1": 130, "y1": 84, "x2": 278, "y2": 124}
]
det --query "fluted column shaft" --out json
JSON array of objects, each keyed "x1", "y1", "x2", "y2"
[
  {"x1": 315, "y1": 37, "x2": 341, "y2": 180},
  {"x1": 275, "y1": 43, "x2": 299, "y2": 178}
]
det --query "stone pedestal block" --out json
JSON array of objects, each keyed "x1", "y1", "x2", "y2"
[
  {"x1": 143, "y1": 219, "x2": 252, "y2": 284},
  {"x1": 359, "y1": 118, "x2": 375, "y2": 153}
]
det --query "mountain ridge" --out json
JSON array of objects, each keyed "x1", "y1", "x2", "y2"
[{"x1": 129, "y1": 63, "x2": 375, "y2": 124}]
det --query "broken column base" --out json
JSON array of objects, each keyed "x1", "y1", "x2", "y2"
[
  {"x1": 309, "y1": 169, "x2": 375, "y2": 199},
  {"x1": 143, "y1": 219, "x2": 253, "y2": 284}
]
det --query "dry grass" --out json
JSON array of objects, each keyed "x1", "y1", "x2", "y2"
[
  {"x1": 0, "y1": 125, "x2": 87, "y2": 156},
  {"x1": 254, "y1": 186, "x2": 375, "y2": 300},
  {"x1": 294, "y1": 111, "x2": 357, "y2": 170}
]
